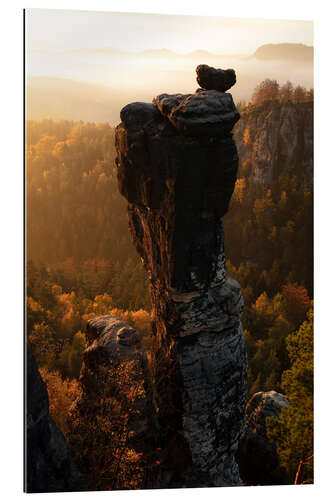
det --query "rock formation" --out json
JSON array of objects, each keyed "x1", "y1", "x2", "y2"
[
  {"x1": 233, "y1": 100, "x2": 313, "y2": 186},
  {"x1": 115, "y1": 65, "x2": 248, "y2": 487},
  {"x1": 196, "y1": 64, "x2": 236, "y2": 92},
  {"x1": 153, "y1": 90, "x2": 239, "y2": 136},
  {"x1": 25, "y1": 346, "x2": 85, "y2": 493},
  {"x1": 236, "y1": 391, "x2": 289, "y2": 485},
  {"x1": 68, "y1": 315, "x2": 157, "y2": 490}
]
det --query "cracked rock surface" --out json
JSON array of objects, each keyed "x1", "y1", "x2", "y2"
[
  {"x1": 153, "y1": 90, "x2": 240, "y2": 136},
  {"x1": 115, "y1": 66, "x2": 248, "y2": 487}
]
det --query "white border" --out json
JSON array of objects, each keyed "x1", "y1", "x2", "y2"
[{"x1": 1, "y1": 1, "x2": 331, "y2": 499}]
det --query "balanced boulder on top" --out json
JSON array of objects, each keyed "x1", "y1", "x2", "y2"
[{"x1": 196, "y1": 64, "x2": 236, "y2": 92}]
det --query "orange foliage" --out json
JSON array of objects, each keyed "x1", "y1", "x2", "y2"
[
  {"x1": 281, "y1": 283, "x2": 311, "y2": 327},
  {"x1": 243, "y1": 127, "x2": 252, "y2": 147},
  {"x1": 40, "y1": 367, "x2": 80, "y2": 437}
]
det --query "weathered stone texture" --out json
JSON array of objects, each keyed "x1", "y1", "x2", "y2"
[
  {"x1": 153, "y1": 90, "x2": 240, "y2": 136},
  {"x1": 115, "y1": 77, "x2": 247, "y2": 487},
  {"x1": 233, "y1": 100, "x2": 313, "y2": 186},
  {"x1": 68, "y1": 315, "x2": 157, "y2": 490}
]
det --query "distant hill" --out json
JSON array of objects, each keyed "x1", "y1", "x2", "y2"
[
  {"x1": 253, "y1": 43, "x2": 313, "y2": 62},
  {"x1": 26, "y1": 41, "x2": 313, "y2": 123},
  {"x1": 141, "y1": 48, "x2": 178, "y2": 58},
  {"x1": 29, "y1": 44, "x2": 313, "y2": 63},
  {"x1": 29, "y1": 47, "x2": 245, "y2": 60}
]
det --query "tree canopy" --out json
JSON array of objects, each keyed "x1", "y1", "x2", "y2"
[{"x1": 267, "y1": 309, "x2": 313, "y2": 484}]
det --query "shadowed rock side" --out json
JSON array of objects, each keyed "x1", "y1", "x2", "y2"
[
  {"x1": 68, "y1": 315, "x2": 158, "y2": 490},
  {"x1": 236, "y1": 391, "x2": 289, "y2": 485},
  {"x1": 115, "y1": 75, "x2": 247, "y2": 487},
  {"x1": 25, "y1": 346, "x2": 85, "y2": 493}
]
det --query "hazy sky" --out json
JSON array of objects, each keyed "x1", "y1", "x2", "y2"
[{"x1": 26, "y1": 8, "x2": 313, "y2": 55}]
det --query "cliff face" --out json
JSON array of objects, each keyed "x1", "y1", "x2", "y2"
[
  {"x1": 25, "y1": 346, "x2": 85, "y2": 493},
  {"x1": 115, "y1": 73, "x2": 247, "y2": 487},
  {"x1": 233, "y1": 100, "x2": 313, "y2": 186}
]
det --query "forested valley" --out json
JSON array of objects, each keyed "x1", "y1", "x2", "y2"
[{"x1": 26, "y1": 80, "x2": 313, "y2": 484}]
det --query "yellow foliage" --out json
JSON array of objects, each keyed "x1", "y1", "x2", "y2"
[
  {"x1": 252, "y1": 292, "x2": 272, "y2": 317},
  {"x1": 40, "y1": 367, "x2": 80, "y2": 437},
  {"x1": 28, "y1": 322, "x2": 57, "y2": 367},
  {"x1": 279, "y1": 190, "x2": 287, "y2": 207},
  {"x1": 56, "y1": 291, "x2": 81, "y2": 334},
  {"x1": 52, "y1": 141, "x2": 68, "y2": 159},
  {"x1": 51, "y1": 284, "x2": 62, "y2": 296},
  {"x1": 131, "y1": 309, "x2": 151, "y2": 332},
  {"x1": 27, "y1": 296, "x2": 44, "y2": 313},
  {"x1": 243, "y1": 127, "x2": 252, "y2": 147},
  {"x1": 92, "y1": 293, "x2": 114, "y2": 315},
  {"x1": 234, "y1": 178, "x2": 246, "y2": 204},
  {"x1": 33, "y1": 135, "x2": 58, "y2": 155}
]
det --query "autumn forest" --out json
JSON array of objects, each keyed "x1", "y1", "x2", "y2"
[{"x1": 26, "y1": 80, "x2": 313, "y2": 486}]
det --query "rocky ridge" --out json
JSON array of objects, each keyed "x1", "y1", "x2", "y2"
[{"x1": 233, "y1": 100, "x2": 313, "y2": 186}]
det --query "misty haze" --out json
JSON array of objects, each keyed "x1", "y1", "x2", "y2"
[{"x1": 27, "y1": 44, "x2": 313, "y2": 123}]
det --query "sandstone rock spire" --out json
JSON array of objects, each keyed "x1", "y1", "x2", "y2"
[{"x1": 115, "y1": 66, "x2": 247, "y2": 487}]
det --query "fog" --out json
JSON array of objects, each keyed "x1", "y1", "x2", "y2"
[
  {"x1": 25, "y1": 9, "x2": 313, "y2": 123},
  {"x1": 26, "y1": 48, "x2": 313, "y2": 124}
]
